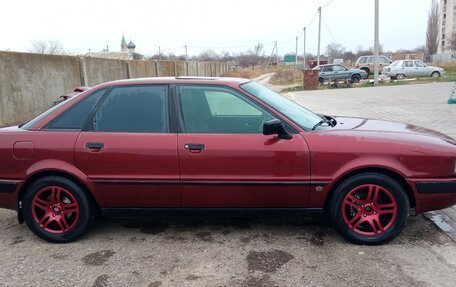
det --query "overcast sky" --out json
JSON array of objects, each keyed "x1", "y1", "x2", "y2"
[{"x1": 1, "y1": 0, "x2": 432, "y2": 57}]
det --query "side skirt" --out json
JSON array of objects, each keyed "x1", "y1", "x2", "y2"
[{"x1": 100, "y1": 207, "x2": 325, "y2": 219}]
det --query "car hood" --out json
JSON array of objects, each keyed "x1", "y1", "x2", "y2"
[{"x1": 326, "y1": 116, "x2": 455, "y2": 142}]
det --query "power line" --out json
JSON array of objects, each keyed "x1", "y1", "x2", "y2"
[
  {"x1": 322, "y1": 0, "x2": 335, "y2": 9},
  {"x1": 322, "y1": 17, "x2": 338, "y2": 43}
]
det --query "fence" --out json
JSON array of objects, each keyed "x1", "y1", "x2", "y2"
[{"x1": 0, "y1": 51, "x2": 227, "y2": 126}]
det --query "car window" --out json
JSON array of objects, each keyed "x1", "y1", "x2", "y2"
[
  {"x1": 92, "y1": 85, "x2": 168, "y2": 133},
  {"x1": 322, "y1": 66, "x2": 333, "y2": 72},
  {"x1": 368, "y1": 57, "x2": 374, "y2": 63},
  {"x1": 403, "y1": 61, "x2": 414, "y2": 67},
  {"x1": 380, "y1": 57, "x2": 390, "y2": 64},
  {"x1": 358, "y1": 57, "x2": 367, "y2": 64},
  {"x1": 414, "y1": 61, "x2": 426, "y2": 67},
  {"x1": 333, "y1": 65, "x2": 347, "y2": 71},
  {"x1": 47, "y1": 89, "x2": 107, "y2": 130},
  {"x1": 178, "y1": 85, "x2": 274, "y2": 134}
]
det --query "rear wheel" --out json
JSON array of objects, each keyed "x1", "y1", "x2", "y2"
[
  {"x1": 319, "y1": 77, "x2": 324, "y2": 85},
  {"x1": 361, "y1": 68, "x2": 370, "y2": 77},
  {"x1": 22, "y1": 176, "x2": 94, "y2": 243},
  {"x1": 328, "y1": 173, "x2": 409, "y2": 245}
]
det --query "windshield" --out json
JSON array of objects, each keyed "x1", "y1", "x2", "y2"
[
  {"x1": 390, "y1": 60, "x2": 400, "y2": 66},
  {"x1": 240, "y1": 81, "x2": 322, "y2": 130}
]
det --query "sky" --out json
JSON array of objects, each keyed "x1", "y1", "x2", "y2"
[{"x1": 0, "y1": 0, "x2": 433, "y2": 57}]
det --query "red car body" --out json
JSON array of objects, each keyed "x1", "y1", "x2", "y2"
[{"x1": 0, "y1": 77, "x2": 455, "y2": 243}]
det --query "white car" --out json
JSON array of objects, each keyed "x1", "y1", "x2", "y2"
[{"x1": 383, "y1": 60, "x2": 444, "y2": 79}]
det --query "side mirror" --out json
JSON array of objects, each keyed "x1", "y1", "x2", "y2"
[{"x1": 263, "y1": 119, "x2": 292, "y2": 140}]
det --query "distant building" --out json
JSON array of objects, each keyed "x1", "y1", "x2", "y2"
[
  {"x1": 86, "y1": 34, "x2": 137, "y2": 60},
  {"x1": 439, "y1": 0, "x2": 456, "y2": 53}
]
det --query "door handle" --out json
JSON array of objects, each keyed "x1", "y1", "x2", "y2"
[
  {"x1": 86, "y1": 142, "x2": 104, "y2": 152},
  {"x1": 184, "y1": 143, "x2": 205, "y2": 153}
]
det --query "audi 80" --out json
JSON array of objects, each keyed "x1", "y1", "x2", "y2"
[{"x1": 0, "y1": 77, "x2": 455, "y2": 244}]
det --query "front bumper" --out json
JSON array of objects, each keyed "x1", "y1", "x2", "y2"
[{"x1": 408, "y1": 178, "x2": 456, "y2": 213}]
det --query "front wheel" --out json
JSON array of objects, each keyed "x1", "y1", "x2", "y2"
[
  {"x1": 328, "y1": 173, "x2": 409, "y2": 245},
  {"x1": 351, "y1": 74, "x2": 361, "y2": 83},
  {"x1": 431, "y1": 71, "x2": 441, "y2": 77},
  {"x1": 22, "y1": 176, "x2": 94, "y2": 243}
]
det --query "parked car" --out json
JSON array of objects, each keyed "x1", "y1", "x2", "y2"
[
  {"x1": 383, "y1": 60, "x2": 444, "y2": 79},
  {"x1": 313, "y1": 64, "x2": 368, "y2": 84},
  {"x1": 53, "y1": 87, "x2": 91, "y2": 105},
  {"x1": 1, "y1": 77, "x2": 455, "y2": 244},
  {"x1": 354, "y1": 55, "x2": 392, "y2": 75}
]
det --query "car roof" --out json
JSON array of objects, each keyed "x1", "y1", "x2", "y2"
[{"x1": 95, "y1": 77, "x2": 251, "y2": 89}]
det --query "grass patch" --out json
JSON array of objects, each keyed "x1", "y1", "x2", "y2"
[{"x1": 270, "y1": 69, "x2": 303, "y2": 85}]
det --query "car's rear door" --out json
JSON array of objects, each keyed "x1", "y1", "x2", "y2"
[
  {"x1": 176, "y1": 84, "x2": 311, "y2": 208},
  {"x1": 74, "y1": 85, "x2": 180, "y2": 208},
  {"x1": 402, "y1": 60, "x2": 415, "y2": 77}
]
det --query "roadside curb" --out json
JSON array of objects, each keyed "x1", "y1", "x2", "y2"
[{"x1": 424, "y1": 210, "x2": 456, "y2": 242}]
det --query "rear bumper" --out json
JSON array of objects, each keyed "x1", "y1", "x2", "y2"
[
  {"x1": 0, "y1": 179, "x2": 23, "y2": 210},
  {"x1": 408, "y1": 178, "x2": 456, "y2": 213}
]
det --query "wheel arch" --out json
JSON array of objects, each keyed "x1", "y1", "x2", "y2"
[
  {"x1": 17, "y1": 169, "x2": 102, "y2": 223},
  {"x1": 323, "y1": 167, "x2": 416, "y2": 212}
]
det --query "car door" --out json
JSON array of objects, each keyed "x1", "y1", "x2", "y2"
[
  {"x1": 74, "y1": 85, "x2": 180, "y2": 208},
  {"x1": 333, "y1": 65, "x2": 350, "y2": 80},
  {"x1": 414, "y1": 60, "x2": 428, "y2": 77},
  {"x1": 320, "y1": 66, "x2": 334, "y2": 80},
  {"x1": 402, "y1": 60, "x2": 415, "y2": 77},
  {"x1": 176, "y1": 85, "x2": 311, "y2": 208}
]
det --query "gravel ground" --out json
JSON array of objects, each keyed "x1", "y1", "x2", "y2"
[{"x1": 1, "y1": 82, "x2": 456, "y2": 287}]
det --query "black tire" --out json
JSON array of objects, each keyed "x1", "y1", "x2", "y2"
[
  {"x1": 431, "y1": 71, "x2": 441, "y2": 77},
  {"x1": 361, "y1": 68, "x2": 370, "y2": 77},
  {"x1": 319, "y1": 77, "x2": 324, "y2": 85},
  {"x1": 351, "y1": 74, "x2": 361, "y2": 83},
  {"x1": 328, "y1": 172, "x2": 409, "y2": 245},
  {"x1": 396, "y1": 73, "x2": 405, "y2": 80},
  {"x1": 22, "y1": 176, "x2": 94, "y2": 243}
]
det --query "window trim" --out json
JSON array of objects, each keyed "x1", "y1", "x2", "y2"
[
  {"x1": 174, "y1": 84, "x2": 298, "y2": 134},
  {"x1": 82, "y1": 84, "x2": 172, "y2": 134}
]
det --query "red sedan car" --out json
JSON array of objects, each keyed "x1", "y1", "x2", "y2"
[{"x1": 1, "y1": 77, "x2": 455, "y2": 244}]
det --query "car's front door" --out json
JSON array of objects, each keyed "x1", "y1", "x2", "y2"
[
  {"x1": 74, "y1": 85, "x2": 180, "y2": 208},
  {"x1": 176, "y1": 85, "x2": 311, "y2": 208},
  {"x1": 414, "y1": 60, "x2": 428, "y2": 77},
  {"x1": 333, "y1": 65, "x2": 350, "y2": 80}
]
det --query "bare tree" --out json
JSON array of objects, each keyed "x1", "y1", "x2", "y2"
[
  {"x1": 325, "y1": 42, "x2": 346, "y2": 60},
  {"x1": 426, "y1": 0, "x2": 440, "y2": 55},
  {"x1": 29, "y1": 39, "x2": 65, "y2": 55},
  {"x1": 198, "y1": 50, "x2": 219, "y2": 61}
]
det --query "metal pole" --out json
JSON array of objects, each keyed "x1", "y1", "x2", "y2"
[
  {"x1": 295, "y1": 36, "x2": 298, "y2": 68},
  {"x1": 276, "y1": 41, "x2": 279, "y2": 70},
  {"x1": 159, "y1": 46, "x2": 162, "y2": 61},
  {"x1": 185, "y1": 45, "x2": 188, "y2": 61},
  {"x1": 303, "y1": 27, "x2": 306, "y2": 69},
  {"x1": 374, "y1": 0, "x2": 379, "y2": 85},
  {"x1": 317, "y1": 7, "x2": 322, "y2": 66}
]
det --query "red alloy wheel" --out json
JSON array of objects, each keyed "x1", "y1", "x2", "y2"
[
  {"x1": 31, "y1": 186, "x2": 80, "y2": 234},
  {"x1": 342, "y1": 184, "x2": 398, "y2": 236}
]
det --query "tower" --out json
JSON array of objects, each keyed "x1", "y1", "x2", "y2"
[{"x1": 121, "y1": 34, "x2": 127, "y2": 52}]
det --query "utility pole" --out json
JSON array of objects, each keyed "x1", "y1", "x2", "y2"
[
  {"x1": 295, "y1": 36, "x2": 298, "y2": 68},
  {"x1": 317, "y1": 6, "x2": 322, "y2": 66},
  {"x1": 303, "y1": 27, "x2": 306, "y2": 69},
  {"x1": 185, "y1": 45, "x2": 188, "y2": 61},
  {"x1": 276, "y1": 41, "x2": 279, "y2": 70},
  {"x1": 159, "y1": 46, "x2": 162, "y2": 61},
  {"x1": 373, "y1": 0, "x2": 380, "y2": 85},
  {"x1": 266, "y1": 42, "x2": 277, "y2": 69}
]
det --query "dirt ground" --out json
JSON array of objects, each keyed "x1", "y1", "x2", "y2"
[{"x1": 1, "y1": 82, "x2": 456, "y2": 286}]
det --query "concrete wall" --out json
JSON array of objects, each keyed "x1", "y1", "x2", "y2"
[
  {"x1": 0, "y1": 51, "x2": 82, "y2": 126},
  {"x1": 0, "y1": 51, "x2": 228, "y2": 126}
]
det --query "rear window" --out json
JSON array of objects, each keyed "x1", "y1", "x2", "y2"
[
  {"x1": 358, "y1": 57, "x2": 367, "y2": 64},
  {"x1": 47, "y1": 89, "x2": 107, "y2": 130}
]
